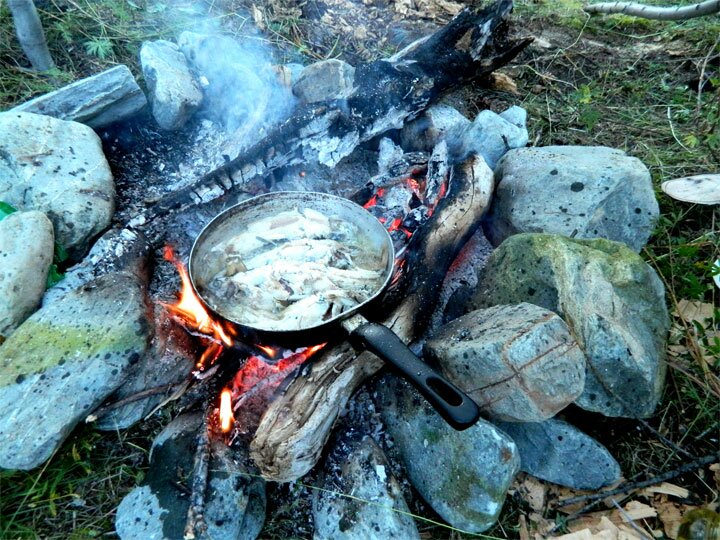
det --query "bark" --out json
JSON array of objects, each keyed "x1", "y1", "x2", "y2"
[
  {"x1": 584, "y1": 0, "x2": 720, "y2": 19},
  {"x1": 7, "y1": 0, "x2": 54, "y2": 71},
  {"x1": 249, "y1": 152, "x2": 493, "y2": 482}
]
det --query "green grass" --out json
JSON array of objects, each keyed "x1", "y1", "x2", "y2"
[{"x1": 1, "y1": 0, "x2": 719, "y2": 538}]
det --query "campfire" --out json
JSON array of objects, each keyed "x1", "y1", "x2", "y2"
[
  {"x1": 158, "y1": 160, "x2": 455, "y2": 442},
  {"x1": 2, "y1": 0, "x2": 684, "y2": 538}
]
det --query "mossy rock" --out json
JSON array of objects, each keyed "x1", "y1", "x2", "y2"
[{"x1": 468, "y1": 233, "x2": 669, "y2": 418}]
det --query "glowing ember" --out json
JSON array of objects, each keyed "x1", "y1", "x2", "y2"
[
  {"x1": 387, "y1": 217, "x2": 413, "y2": 238},
  {"x1": 219, "y1": 388, "x2": 234, "y2": 432},
  {"x1": 232, "y1": 344, "x2": 325, "y2": 401},
  {"x1": 363, "y1": 188, "x2": 386, "y2": 209},
  {"x1": 161, "y1": 245, "x2": 236, "y2": 369}
]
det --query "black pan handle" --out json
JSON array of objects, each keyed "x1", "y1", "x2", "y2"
[{"x1": 347, "y1": 320, "x2": 480, "y2": 430}]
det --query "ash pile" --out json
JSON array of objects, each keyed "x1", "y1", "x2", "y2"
[{"x1": 0, "y1": 0, "x2": 667, "y2": 537}]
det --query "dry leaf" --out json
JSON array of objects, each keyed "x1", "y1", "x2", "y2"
[
  {"x1": 713, "y1": 260, "x2": 720, "y2": 290},
  {"x1": 622, "y1": 500, "x2": 658, "y2": 521},
  {"x1": 710, "y1": 464, "x2": 720, "y2": 492},
  {"x1": 520, "y1": 514, "x2": 531, "y2": 540},
  {"x1": 553, "y1": 516, "x2": 645, "y2": 539},
  {"x1": 516, "y1": 474, "x2": 548, "y2": 512},
  {"x1": 251, "y1": 4, "x2": 265, "y2": 29},
  {"x1": 489, "y1": 72, "x2": 520, "y2": 94},
  {"x1": 641, "y1": 482, "x2": 689, "y2": 499},
  {"x1": 654, "y1": 500, "x2": 695, "y2": 539},
  {"x1": 674, "y1": 299, "x2": 715, "y2": 326},
  {"x1": 661, "y1": 174, "x2": 720, "y2": 205}
]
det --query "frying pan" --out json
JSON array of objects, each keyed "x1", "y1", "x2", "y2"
[{"x1": 188, "y1": 191, "x2": 480, "y2": 430}]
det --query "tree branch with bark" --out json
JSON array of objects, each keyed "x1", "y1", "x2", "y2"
[{"x1": 7, "y1": 0, "x2": 54, "y2": 71}]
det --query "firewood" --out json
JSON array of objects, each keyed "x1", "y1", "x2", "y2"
[
  {"x1": 139, "y1": 0, "x2": 529, "y2": 227},
  {"x1": 249, "y1": 152, "x2": 493, "y2": 482},
  {"x1": 584, "y1": 0, "x2": 720, "y2": 19}
]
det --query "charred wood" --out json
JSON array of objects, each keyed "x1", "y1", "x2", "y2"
[{"x1": 138, "y1": 0, "x2": 528, "y2": 227}]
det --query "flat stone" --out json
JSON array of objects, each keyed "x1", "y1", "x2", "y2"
[
  {"x1": 0, "y1": 272, "x2": 151, "y2": 470},
  {"x1": 313, "y1": 435, "x2": 420, "y2": 540},
  {"x1": 0, "y1": 112, "x2": 115, "y2": 256},
  {"x1": 140, "y1": 40, "x2": 202, "y2": 130},
  {"x1": 292, "y1": 59, "x2": 355, "y2": 104},
  {"x1": 425, "y1": 303, "x2": 586, "y2": 422},
  {"x1": 377, "y1": 376, "x2": 519, "y2": 534},
  {"x1": 485, "y1": 146, "x2": 659, "y2": 252},
  {"x1": 454, "y1": 107, "x2": 528, "y2": 169},
  {"x1": 115, "y1": 413, "x2": 265, "y2": 540},
  {"x1": 494, "y1": 418, "x2": 621, "y2": 489},
  {"x1": 11, "y1": 65, "x2": 147, "y2": 128},
  {"x1": 468, "y1": 233, "x2": 669, "y2": 418},
  {"x1": 0, "y1": 211, "x2": 54, "y2": 340},
  {"x1": 400, "y1": 104, "x2": 470, "y2": 152},
  {"x1": 95, "y1": 311, "x2": 194, "y2": 431},
  {"x1": 43, "y1": 227, "x2": 149, "y2": 306}
]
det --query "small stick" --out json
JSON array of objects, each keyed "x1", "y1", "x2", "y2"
[
  {"x1": 584, "y1": 0, "x2": 720, "y2": 20},
  {"x1": 555, "y1": 450, "x2": 720, "y2": 508},
  {"x1": 184, "y1": 414, "x2": 211, "y2": 540},
  {"x1": 85, "y1": 383, "x2": 180, "y2": 422},
  {"x1": 610, "y1": 498, "x2": 653, "y2": 540}
]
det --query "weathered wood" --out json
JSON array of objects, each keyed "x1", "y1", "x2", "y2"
[
  {"x1": 249, "y1": 152, "x2": 493, "y2": 482},
  {"x1": 585, "y1": 0, "x2": 720, "y2": 19},
  {"x1": 7, "y1": 0, "x2": 54, "y2": 71},
  {"x1": 139, "y1": 0, "x2": 528, "y2": 226}
]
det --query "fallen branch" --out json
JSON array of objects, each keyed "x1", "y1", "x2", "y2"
[
  {"x1": 183, "y1": 415, "x2": 211, "y2": 540},
  {"x1": 584, "y1": 0, "x2": 720, "y2": 19},
  {"x1": 555, "y1": 450, "x2": 720, "y2": 508},
  {"x1": 84, "y1": 383, "x2": 180, "y2": 422},
  {"x1": 7, "y1": 0, "x2": 54, "y2": 71}
]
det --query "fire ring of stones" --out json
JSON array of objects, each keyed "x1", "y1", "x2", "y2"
[{"x1": 0, "y1": 2, "x2": 667, "y2": 537}]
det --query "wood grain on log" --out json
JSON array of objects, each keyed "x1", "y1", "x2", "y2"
[{"x1": 249, "y1": 152, "x2": 493, "y2": 482}]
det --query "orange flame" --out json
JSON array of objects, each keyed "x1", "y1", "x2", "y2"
[
  {"x1": 219, "y1": 388, "x2": 234, "y2": 432},
  {"x1": 161, "y1": 245, "x2": 236, "y2": 369},
  {"x1": 256, "y1": 344, "x2": 279, "y2": 359}
]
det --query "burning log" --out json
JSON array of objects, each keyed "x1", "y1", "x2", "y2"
[
  {"x1": 140, "y1": 0, "x2": 529, "y2": 225},
  {"x1": 249, "y1": 150, "x2": 494, "y2": 482}
]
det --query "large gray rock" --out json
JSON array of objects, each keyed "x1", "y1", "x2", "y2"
[
  {"x1": 468, "y1": 234, "x2": 669, "y2": 418},
  {"x1": 0, "y1": 272, "x2": 151, "y2": 470},
  {"x1": 485, "y1": 146, "x2": 659, "y2": 252},
  {"x1": 377, "y1": 377, "x2": 519, "y2": 534},
  {"x1": 494, "y1": 418, "x2": 621, "y2": 490},
  {"x1": 140, "y1": 40, "x2": 202, "y2": 130},
  {"x1": 454, "y1": 107, "x2": 528, "y2": 169},
  {"x1": 0, "y1": 112, "x2": 115, "y2": 256},
  {"x1": 116, "y1": 413, "x2": 265, "y2": 540},
  {"x1": 292, "y1": 59, "x2": 355, "y2": 104},
  {"x1": 400, "y1": 104, "x2": 470, "y2": 152},
  {"x1": 11, "y1": 65, "x2": 147, "y2": 128},
  {"x1": 425, "y1": 303, "x2": 586, "y2": 422},
  {"x1": 313, "y1": 436, "x2": 420, "y2": 540},
  {"x1": 0, "y1": 211, "x2": 54, "y2": 340}
]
